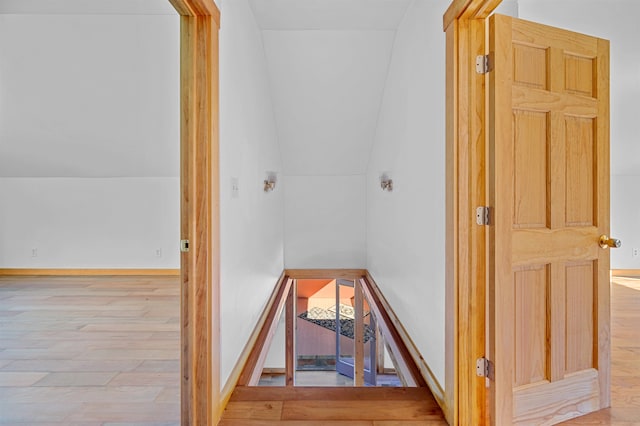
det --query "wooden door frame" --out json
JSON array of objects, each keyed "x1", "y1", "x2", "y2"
[
  {"x1": 443, "y1": 1, "x2": 502, "y2": 424},
  {"x1": 164, "y1": 0, "x2": 510, "y2": 423},
  {"x1": 168, "y1": 0, "x2": 220, "y2": 425}
]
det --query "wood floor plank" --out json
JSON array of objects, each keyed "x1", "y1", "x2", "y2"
[
  {"x1": 223, "y1": 401, "x2": 284, "y2": 420},
  {"x1": 63, "y1": 402, "x2": 179, "y2": 423},
  {"x1": 75, "y1": 348, "x2": 178, "y2": 360},
  {"x1": 559, "y1": 407, "x2": 640, "y2": 425},
  {"x1": 373, "y1": 422, "x2": 448, "y2": 426},
  {"x1": 135, "y1": 360, "x2": 180, "y2": 372},
  {"x1": 0, "y1": 385, "x2": 165, "y2": 403},
  {"x1": 0, "y1": 276, "x2": 180, "y2": 424},
  {"x1": 1, "y1": 359, "x2": 142, "y2": 372},
  {"x1": 0, "y1": 402, "x2": 83, "y2": 423},
  {"x1": 282, "y1": 400, "x2": 442, "y2": 421},
  {"x1": 230, "y1": 386, "x2": 438, "y2": 402},
  {"x1": 0, "y1": 371, "x2": 48, "y2": 386},
  {"x1": 108, "y1": 372, "x2": 178, "y2": 387},
  {"x1": 2, "y1": 274, "x2": 638, "y2": 424},
  {"x1": 33, "y1": 372, "x2": 117, "y2": 386},
  {"x1": 219, "y1": 421, "x2": 373, "y2": 426},
  {"x1": 559, "y1": 277, "x2": 640, "y2": 424}
]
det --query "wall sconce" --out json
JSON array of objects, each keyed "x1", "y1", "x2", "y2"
[
  {"x1": 264, "y1": 173, "x2": 277, "y2": 193},
  {"x1": 380, "y1": 174, "x2": 393, "y2": 192}
]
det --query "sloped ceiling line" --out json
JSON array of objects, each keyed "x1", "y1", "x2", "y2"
[{"x1": 249, "y1": 0, "x2": 411, "y2": 176}]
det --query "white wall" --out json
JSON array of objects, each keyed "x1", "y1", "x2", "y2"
[
  {"x1": 263, "y1": 313, "x2": 286, "y2": 369},
  {"x1": 218, "y1": 0, "x2": 284, "y2": 388},
  {"x1": 284, "y1": 175, "x2": 366, "y2": 268},
  {"x1": 261, "y1": 30, "x2": 394, "y2": 176},
  {"x1": 0, "y1": 1, "x2": 178, "y2": 15},
  {"x1": 0, "y1": 178, "x2": 179, "y2": 268},
  {"x1": 0, "y1": 14, "x2": 180, "y2": 269},
  {"x1": 0, "y1": 0, "x2": 285, "y2": 391},
  {"x1": 366, "y1": 0, "x2": 450, "y2": 386},
  {"x1": 0, "y1": 14, "x2": 179, "y2": 178},
  {"x1": 611, "y1": 175, "x2": 640, "y2": 269},
  {"x1": 518, "y1": 0, "x2": 640, "y2": 269}
]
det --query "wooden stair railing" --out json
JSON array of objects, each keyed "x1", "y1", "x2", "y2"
[
  {"x1": 236, "y1": 275, "x2": 292, "y2": 386},
  {"x1": 231, "y1": 269, "x2": 430, "y2": 391},
  {"x1": 360, "y1": 275, "x2": 427, "y2": 387}
]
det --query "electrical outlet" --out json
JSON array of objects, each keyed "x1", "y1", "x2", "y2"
[
  {"x1": 155, "y1": 248, "x2": 162, "y2": 258},
  {"x1": 31, "y1": 248, "x2": 38, "y2": 257},
  {"x1": 633, "y1": 248, "x2": 639, "y2": 258}
]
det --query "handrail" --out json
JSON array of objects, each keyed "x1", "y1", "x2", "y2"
[
  {"x1": 233, "y1": 270, "x2": 430, "y2": 390},
  {"x1": 237, "y1": 275, "x2": 292, "y2": 386},
  {"x1": 359, "y1": 276, "x2": 427, "y2": 387}
]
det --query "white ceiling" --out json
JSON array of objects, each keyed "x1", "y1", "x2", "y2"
[
  {"x1": 0, "y1": 0, "x2": 177, "y2": 15},
  {"x1": 5, "y1": 0, "x2": 637, "y2": 178},
  {"x1": 250, "y1": 0, "x2": 410, "y2": 176},
  {"x1": 249, "y1": 0, "x2": 411, "y2": 30},
  {"x1": 262, "y1": 30, "x2": 395, "y2": 176}
]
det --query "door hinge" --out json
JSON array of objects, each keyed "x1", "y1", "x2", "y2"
[
  {"x1": 180, "y1": 239, "x2": 190, "y2": 253},
  {"x1": 476, "y1": 206, "x2": 490, "y2": 225},
  {"x1": 476, "y1": 357, "x2": 494, "y2": 379},
  {"x1": 475, "y1": 54, "x2": 492, "y2": 74}
]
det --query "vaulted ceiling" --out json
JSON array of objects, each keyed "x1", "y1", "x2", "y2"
[
  {"x1": 0, "y1": 0, "x2": 409, "y2": 178},
  {"x1": 2, "y1": 0, "x2": 639, "y2": 177},
  {"x1": 249, "y1": 0, "x2": 411, "y2": 176}
]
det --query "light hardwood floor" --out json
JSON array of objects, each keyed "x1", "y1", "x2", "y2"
[
  {"x1": 560, "y1": 275, "x2": 640, "y2": 425},
  {"x1": 1, "y1": 275, "x2": 639, "y2": 425},
  {"x1": 221, "y1": 387, "x2": 447, "y2": 425},
  {"x1": 0, "y1": 275, "x2": 180, "y2": 425}
]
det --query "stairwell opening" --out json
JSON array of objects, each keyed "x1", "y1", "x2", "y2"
[{"x1": 259, "y1": 277, "x2": 404, "y2": 387}]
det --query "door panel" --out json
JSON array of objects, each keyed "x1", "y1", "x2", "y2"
[
  {"x1": 513, "y1": 264, "x2": 549, "y2": 388},
  {"x1": 489, "y1": 14, "x2": 610, "y2": 425}
]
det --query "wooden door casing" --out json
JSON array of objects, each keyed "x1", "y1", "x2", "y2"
[
  {"x1": 169, "y1": 0, "x2": 220, "y2": 423},
  {"x1": 488, "y1": 14, "x2": 610, "y2": 425}
]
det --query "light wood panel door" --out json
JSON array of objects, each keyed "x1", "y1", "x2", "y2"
[{"x1": 488, "y1": 14, "x2": 611, "y2": 425}]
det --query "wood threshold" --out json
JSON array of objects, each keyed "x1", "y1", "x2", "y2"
[
  {"x1": 0, "y1": 268, "x2": 180, "y2": 276},
  {"x1": 230, "y1": 386, "x2": 436, "y2": 402},
  {"x1": 222, "y1": 387, "x2": 445, "y2": 423}
]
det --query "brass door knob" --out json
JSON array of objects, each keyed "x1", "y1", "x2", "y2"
[{"x1": 599, "y1": 235, "x2": 621, "y2": 249}]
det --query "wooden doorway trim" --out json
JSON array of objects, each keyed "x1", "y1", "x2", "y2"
[
  {"x1": 168, "y1": 0, "x2": 220, "y2": 425},
  {"x1": 443, "y1": 1, "x2": 501, "y2": 424}
]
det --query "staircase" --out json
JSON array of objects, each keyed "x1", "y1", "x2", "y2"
[
  {"x1": 222, "y1": 270, "x2": 448, "y2": 424},
  {"x1": 220, "y1": 386, "x2": 447, "y2": 425}
]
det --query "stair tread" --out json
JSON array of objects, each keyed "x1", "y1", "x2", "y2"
[{"x1": 230, "y1": 386, "x2": 437, "y2": 402}]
